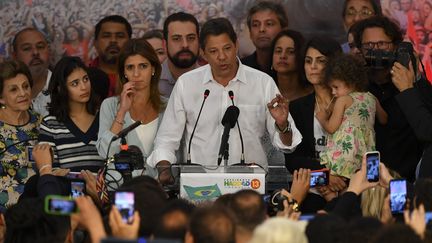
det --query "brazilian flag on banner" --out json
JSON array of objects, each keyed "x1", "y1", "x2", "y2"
[{"x1": 183, "y1": 184, "x2": 222, "y2": 201}]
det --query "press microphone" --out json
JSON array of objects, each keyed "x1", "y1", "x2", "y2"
[
  {"x1": 217, "y1": 105, "x2": 240, "y2": 166},
  {"x1": 228, "y1": 91, "x2": 245, "y2": 165},
  {"x1": 187, "y1": 89, "x2": 210, "y2": 164},
  {"x1": 111, "y1": 120, "x2": 143, "y2": 141}
]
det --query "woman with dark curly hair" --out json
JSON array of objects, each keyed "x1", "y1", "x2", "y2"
[{"x1": 38, "y1": 56, "x2": 104, "y2": 172}]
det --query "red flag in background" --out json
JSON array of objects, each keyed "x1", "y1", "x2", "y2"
[{"x1": 406, "y1": 11, "x2": 419, "y2": 51}]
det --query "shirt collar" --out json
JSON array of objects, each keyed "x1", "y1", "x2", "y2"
[{"x1": 203, "y1": 57, "x2": 248, "y2": 85}]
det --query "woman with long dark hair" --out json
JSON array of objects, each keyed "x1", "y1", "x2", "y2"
[{"x1": 38, "y1": 56, "x2": 103, "y2": 172}]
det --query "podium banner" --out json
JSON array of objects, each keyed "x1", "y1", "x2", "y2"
[{"x1": 179, "y1": 165, "x2": 265, "y2": 202}]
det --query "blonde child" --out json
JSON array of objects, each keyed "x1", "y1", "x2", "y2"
[{"x1": 317, "y1": 54, "x2": 387, "y2": 179}]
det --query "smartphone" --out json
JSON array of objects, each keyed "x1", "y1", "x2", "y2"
[
  {"x1": 66, "y1": 172, "x2": 82, "y2": 179},
  {"x1": 70, "y1": 179, "x2": 86, "y2": 198},
  {"x1": 389, "y1": 179, "x2": 407, "y2": 214},
  {"x1": 310, "y1": 169, "x2": 329, "y2": 188},
  {"x1": 365, "y1": 151, "x2": 380, "y2": 182},
  {"x1": 115, "y1": 191, "x2": 134, "y2": 224},
  {"x1": 45, "y1": 195, "x2": 78, "y2": 215},
  {"x1": 426, "y1": 212, "x2": 432, "y2": 225},
  {"x1": 26, "y1": 146, "x2": 37, "y2": 173},
  {"x1": 299, "y1": 214, "x2": 315, "y2": 221}
]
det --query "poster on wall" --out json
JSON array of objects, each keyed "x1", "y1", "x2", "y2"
[{"x1": 0, "y1": 0, "x2": 431, "y2": 79}]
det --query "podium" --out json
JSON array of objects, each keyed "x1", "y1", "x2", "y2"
[{"x1": 177, "y1": 165, "x2": 266, "y2": 202}]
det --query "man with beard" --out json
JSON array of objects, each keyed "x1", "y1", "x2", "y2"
[
  {"x1": 159, "y1": 12, "x2": 200, "y2": 98},
  {"x1": 12, "y1": 28, "x2": 51, "y2": 116},
  {"x1": 241, "y1": 1, "x2": 288, "y2": 77},
  {"x1": 90, "y1": 15, "x2": 132, "y2": 97}
]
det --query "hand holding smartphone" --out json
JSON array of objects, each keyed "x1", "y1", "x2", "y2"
[
  {"x1": 115, "y1": 191, "x2": 135, "y2": 224},
  {"x1": 390, "y1": 179, "x2": 407, "y2": 214},
  {"x1": 45, "y1": 195, "x2": 78, "y2": 215},
  {"x1": 365, "y1": 151, "x2": 380, "y2": 182},
  {"x1": 310, "y1": 169, "x2": 329, "y2": 188}
]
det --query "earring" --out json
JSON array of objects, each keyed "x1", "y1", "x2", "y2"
[
  {"x1": 152, "y1": 72, "x2": 155, "y2": 76},
  {"x1": 125, "y1": 75, "x2": 128, "y2": 79}
]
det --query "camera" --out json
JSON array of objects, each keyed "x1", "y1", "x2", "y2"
[
  {"x1": 263, "y1": 189, "x2": 288, "y2": 215},
  {"x1": 364, "y1": 42, "x2": 416, "y2": 70},
  {"x1": 113, "y1": 146, "x2": 145, "y2": 172}
]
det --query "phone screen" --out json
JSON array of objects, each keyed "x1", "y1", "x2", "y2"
[
  {"x1": 299, "y1": 214, "x2": 315, "y2": 221},
  {"x1": 70, "y1": 179, "x2": 86, "y2": 198},
  {"x1": 366, "y1": 152, "x2": 380, "y2": 182},
  {"x1": 426, "y1": 212, "x2": 432, "y2": 224},
  {"x1": 310, "y1": 169, "x2": 329, "y2": 188},
  {"x1": 390, "y1": 179, "x2": 407, "y2": 214},
  {"x1": 115, "y1": 192, "x2": 134, "y2": 224},
  {"x1": 46, "y1": 197, "x2": 78, "y2": 215}
]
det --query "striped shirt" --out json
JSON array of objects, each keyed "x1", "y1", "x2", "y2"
[{"x1": 38, "y1": 115, "x2": 104, "y2": 172}]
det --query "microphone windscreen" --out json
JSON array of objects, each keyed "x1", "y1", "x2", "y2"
[
  {"x1": 221, "y1": 106, "x2": 239, "y2": 128},
  {"x1": 204, "y1": 89, "x2": 210, "y2": 97}
]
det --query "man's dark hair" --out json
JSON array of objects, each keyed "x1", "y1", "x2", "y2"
[
  {"x1": 94, "y1": 15, "x2": 132, "y2": 40},
  {"x1": 163, "y1": 12, "x2": 199, "y2": 41},
  {"x1": 188, "y1": 206, "x2": 236, "y2": 243},
  {"x1": 370, "y1": 224, "x2": 423, "y2": 243},
  {"x1": 246, "y1": 1, "x2": 288, "y2": 29},
  {"x1": 48, "y1": 56, "x2": 98, "y2": 122},
  {"x1": 342, "y1": 217, "x2": 383, "y2": 243},
  {"x1": 342, "y1": 0, "x2": 382, "y2": 18},
  {"x1": 153, "y1": 199, "x2": 195, "y2": 240},
  {"x1": 117, "y1": 176, "x2": 168, "y2": 237},
  {"x1": 229, "y1": 190, "x2": 266, "y2": 231},
  {"x1": 199, "y1": 18, "x2": 237, "y2": 49},
  {"x1": 4, "y1": 198, "x2": 70, "y2": 243},
  {"x1": 306, "y1": 214, "x2": 346, "y2": 243},
  {"x1": 353, "y1": 16, "x2": 403, "y2": 49},
  {"x1": 142, "y1": 29, "x2": 164, "y2": 41}
]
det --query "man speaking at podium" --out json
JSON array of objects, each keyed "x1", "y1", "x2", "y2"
[{"x1": 147, "y1": 18, "x2": 302, "y2": 185}]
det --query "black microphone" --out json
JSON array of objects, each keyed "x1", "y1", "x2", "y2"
[
  {"x1": 228, "y1": 91, "x2": 245, "y2": 165},
  {"x1": 187, "y1": 89, "x2": 210, "y2": 164},
  {"x1": 111, "y1": 120, "x2": 143, "y2": 141},
  {"x1": 217, "y1": 105, "x2": 240, "y2": 166}
]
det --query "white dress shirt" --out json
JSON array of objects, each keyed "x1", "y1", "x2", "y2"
[
  {"x1": 31, "y1": 70, "x2": 51, "y2": 117},
  {"x1": 147, "y1": 61, "x2": 302, "y2": 168}
]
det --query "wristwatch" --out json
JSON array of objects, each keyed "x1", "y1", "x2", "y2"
[{"x1": 275, "y1": 121, "x2": 291, "y2": 134}]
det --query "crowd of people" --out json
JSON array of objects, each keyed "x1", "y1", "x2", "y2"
[{"x1": 1, "y1": 0, "x2": 432, "y2": 242}]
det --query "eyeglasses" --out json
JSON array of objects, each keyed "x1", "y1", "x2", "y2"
[
  {"x1": 361, "y1": 41, "x2": 393, "y2": 50},
  {"x1": 346, "y1": 8, "x2": 374, "y2": 18}
]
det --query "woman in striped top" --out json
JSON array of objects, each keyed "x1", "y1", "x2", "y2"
[{"x1": 38, "y1": 56, "x2": 104, "y2": 172}]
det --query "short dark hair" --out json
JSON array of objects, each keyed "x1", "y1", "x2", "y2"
[
  {"x1": 342, "y1": 0, "x2": 382, "y2": 18},
  {"x1": 189, "y1": 206, "x2": 236, "y2": 243},
  {"x1": 301, "y1": 36, "x2": 342, "y2": 82},
  {"x1": 142, "y1": 29, "x2": 164, "y2": 41},
  {"x1": 48, "y1": 56, "x2": 97, "y2": 122},
  {"x1": 353, "y1": 16, "x2": 403, "y2": 49},
  {"x1": 0, "y1": 60, "x2": 33, "y2": 103},
  {"x1": 117, "y1": 39, "x2": 164, "y2": 112},
  {"x1": 163, "y1": 12, "x2": 199, "y2": 41},
  {"x1": 247, "y1": 1, "x2": 289, "y2": 30},
  {"x1": 324, "y1": 54, "x2": 369, "y2": 92},
  {"x1": 200, "y1": 18, "x2": 237, "y2": 49},
  {"x1": 153, "y1": 199, "x2": 196, "y2": 240},
  {"x1": 12, "y1": 27, "x2": 48, "y2": 53},
  {"x1": 94, "y1": 15, "x2": 132, "y2": 40},
  {"x1": 230, "y1": 190, "x2": 266, "y2": 231},
  {"x1": 370, "y1": 224, "x2": 423, "y2": 243}
]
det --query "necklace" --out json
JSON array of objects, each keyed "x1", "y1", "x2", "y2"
[{"x1": 315, "y1": 96, "x2": 335, "y2": 112}]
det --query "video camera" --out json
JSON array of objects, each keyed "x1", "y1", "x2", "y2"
[
  {"x1": 112, "y1": 146, "x2": 145, "y2": 182},
  {"x1": 364, "y1": 41, "x2": 416, "y2": 71}
]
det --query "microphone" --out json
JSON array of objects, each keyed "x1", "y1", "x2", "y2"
[
  {"x1": 187, "y1": 89, "x2": 210, "y2": 164},
  {"x1": 217, "y1": 105, "x2": 240, "y2": 166},
  {"x1": 228, "y1": 91, "x2": 245, "y2": 165},
  {"x1": 111, "y1": 120, "x2": 143, "y2": 141}
]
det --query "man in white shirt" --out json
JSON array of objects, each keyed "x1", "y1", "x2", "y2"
[
  {"x1": 12, "y1": 28, "x2": 51, "y2": 117},
  {"x1": 147, "y1": 18, "x2": 302, "y2": 185}
]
